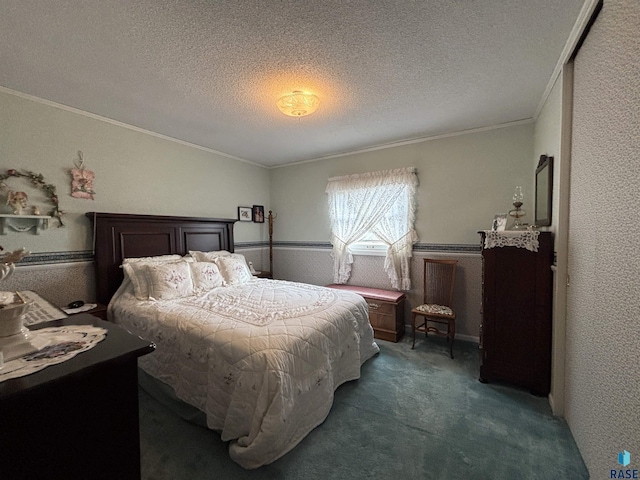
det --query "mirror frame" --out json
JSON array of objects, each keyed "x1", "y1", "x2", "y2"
[{"x1": 535, "y1": 155, "x2": 553, "y2": 227}]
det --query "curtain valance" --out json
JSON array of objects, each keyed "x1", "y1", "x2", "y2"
[{"x1": 326, "y1": 167, "x2": 418, "y2": 192}]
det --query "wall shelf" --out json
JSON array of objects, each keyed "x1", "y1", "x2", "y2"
[{"x1": 0, "y1": 214, "x2": 51, "y2": 235}]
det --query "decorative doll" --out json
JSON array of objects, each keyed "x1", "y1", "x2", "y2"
[{"x1": 6, "y1": 190, "x2": 28, "y2": 215}]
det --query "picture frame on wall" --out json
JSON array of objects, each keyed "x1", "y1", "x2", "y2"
[
  {"x1": 253, "y1": 205, "x2": 265, "y2": 223},
  {"x1": 492, "y1": 214, "x2": 507, "y2": 231},
  {"x1": 238, "y1": 206, "x2": 253, "y2": 222}
]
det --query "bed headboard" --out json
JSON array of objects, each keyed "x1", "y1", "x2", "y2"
[{"x1": 87, "y1": 212, "x2": 236, "y2": 305}]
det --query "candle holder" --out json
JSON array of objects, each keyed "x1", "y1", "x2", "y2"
[{"x1": 508, "y1": 186, "x2": 527, "y2": 230}]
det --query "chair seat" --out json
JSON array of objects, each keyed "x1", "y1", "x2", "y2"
[{"x1": 412, "y1": 303, "x2": 454, "y2": 316}]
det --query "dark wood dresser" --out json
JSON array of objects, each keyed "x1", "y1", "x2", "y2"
[
  {"x1": 0, "y1": 314, "x2": 155, "y2": 480},
  {"x1": 326, "y1": 284, "x2": 406, "y2": 342},
  {"x1": 478, "y1": 231, "x2": 553, "y2": 396}
]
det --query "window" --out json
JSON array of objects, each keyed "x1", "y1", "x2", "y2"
[{"x1": 325, "y1": 167, "x2": 418, "y2": 290}]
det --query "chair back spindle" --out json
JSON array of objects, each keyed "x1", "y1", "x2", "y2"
[{"x1": 423, "y1": 259, "x2": 457, "y2": 307}]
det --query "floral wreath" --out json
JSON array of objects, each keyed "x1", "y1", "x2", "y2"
[{"x1": 0, "y1": 169, "x2": 65, "y2": 227}]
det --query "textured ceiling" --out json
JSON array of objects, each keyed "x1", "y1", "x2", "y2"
[{"x1": 0, "y1": 0, "x2": 586, "y2": 167}]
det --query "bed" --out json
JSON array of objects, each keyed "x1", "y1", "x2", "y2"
[{"x1": 88, "y1": 212, "x2": 379, "y2": 469}]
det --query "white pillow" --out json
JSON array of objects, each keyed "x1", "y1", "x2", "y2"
[
  {"x1": 145, "y1": 262, "x2": 194, "y2": 300},
  {"x1": 122, "y1": 255, "x2": 185, "y2": 300},
  {"x1": 189, "y1": 250, "x2": 231, "y2": 262},
  {"x1": 190, "y1": 262, "x2": 225, "y2": 291},
  {"x1": 214, "y1": 254, "x2": 253, "y2": 286},
  {"x1": 123, "y1": 262, "x2": 153, "y2": 300},
  {"x1": 123, "y1": 254, "x2": 182, "y2": 264}
]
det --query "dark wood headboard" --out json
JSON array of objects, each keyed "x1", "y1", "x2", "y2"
[{"x1": 87, "y1": 212, "x2": 236, "y2": 305}]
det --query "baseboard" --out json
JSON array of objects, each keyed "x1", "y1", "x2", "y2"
[
  {"x1": 548, "y1": 392, "x2": 564, "y2": 417},
  {"x1": 456, "y1": 333, "x2": 480, "y2": 344},
  {"x1": 403, "y1": 327, "x2": 479, "y2": 345}
]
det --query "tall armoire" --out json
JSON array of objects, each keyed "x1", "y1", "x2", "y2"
[{"x1": 478, "y1": 230, "x2": 553, "y2": 396}]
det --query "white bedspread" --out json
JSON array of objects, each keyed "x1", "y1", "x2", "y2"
[{"x1": 109, "y1": 278, "x2": 379, "y2": 469}]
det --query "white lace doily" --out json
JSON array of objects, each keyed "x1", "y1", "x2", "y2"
[
  {"x1": 483, "y1": 230, "x2": 541, "y2": 252},
  {"x1": 0, "y1": 325, "x2": 107, "y2": 382}
]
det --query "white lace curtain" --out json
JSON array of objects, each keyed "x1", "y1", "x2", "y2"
[{"x1": 326, "y1": 167, "x2": 418, "y2": 290}]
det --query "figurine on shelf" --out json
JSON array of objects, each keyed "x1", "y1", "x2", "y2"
[{"x1": 6, "y1": 190, "x2": 29, "y2": 215}]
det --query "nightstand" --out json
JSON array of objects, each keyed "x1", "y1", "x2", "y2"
[
  {"x1": 64, "y1": 303, "x2": 108, "y2": 320},
  {"x1": 82, "y1": 303, "x2": 108, "y2": 320}
]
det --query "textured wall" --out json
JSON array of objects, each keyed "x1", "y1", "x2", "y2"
[
  {"x1": 270, "y1": 123, "x2": 535, "y2": 245},
  {"x1": 1, "y1": 262, "x2": 96, "y2": 308},
  {"x1": 566, "y1": 0, "x2": 640, "y2": 476},
  {"x1": 274, "y1": 247, "x2": 482, "y2": 341},
  {"x1": 0, "y1": 90, "x2": 271, "y2": 256}
]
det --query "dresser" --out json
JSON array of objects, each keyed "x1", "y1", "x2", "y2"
[
  {"x1": 0, "y1": 314, "x2": 155, "y2": 480},
  {"x1": 325, "y1": 284, "x2": 405, "y2": 342},
  {"x1": 478, "y1": 231, "x2": 553, "y2": 396}
]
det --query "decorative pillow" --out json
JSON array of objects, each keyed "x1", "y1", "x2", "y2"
[
  {"x1": 122, "y1": 254, "x2": 182, "y2": 264},
  {"x1": 214, "y1": 254, "x2": 253, "y2": 285},
  {"x1": 190, "y1": 262, "x2": 225, "y2": 291},
  {"x1": 122, "y1": 256, "x2": 184, "y2": 300},
  {"x1": 189, "y1": 250, "x2": 231, "y2": 262},
  {"x1": 145, "y1": 262, "x2": 194, "y2": 300},
  {"x1": 122, "y1": 262, "x2": 153, "y2": 300}
]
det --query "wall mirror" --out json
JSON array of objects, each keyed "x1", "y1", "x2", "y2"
[{"x1": 535, "y1": 155, "x2": 553, "y2": 226}]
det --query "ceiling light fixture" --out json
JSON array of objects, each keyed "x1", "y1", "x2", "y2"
[{"x1": 276, "y1": 91, "x2": 320, "y2": 117}]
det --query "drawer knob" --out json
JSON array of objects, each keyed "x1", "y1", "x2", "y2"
[{"x1": 368, "y1": 302, "x2": 380, "y2": 309}]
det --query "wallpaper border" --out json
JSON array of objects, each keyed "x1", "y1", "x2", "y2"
[
  {"x1": 12, "y1": 241, "x2": 480, "y2": 266},
  {"x1": 270, "y1": 241, "x2": 480, "y2": 253},
  {"x1": 14, "y1": 250, "x2": 94, "y2": 265}
]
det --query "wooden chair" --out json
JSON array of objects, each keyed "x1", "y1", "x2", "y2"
[{"x1": 411, "y1": 258, "x2": 457, "y2": 358}]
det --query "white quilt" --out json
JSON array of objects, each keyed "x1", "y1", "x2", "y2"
[{"x1": 109, "y1": 278, "x2": 379, "y2": 469}]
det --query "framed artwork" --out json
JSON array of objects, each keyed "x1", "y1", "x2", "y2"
[
  {"x1": 253, "y1": 205, "x2": 265, "y2": 223},
  {"x1": 238, "y1": 206, "x2": 252, "y2": 222},
  {"x1": 492, "y1": 214, "x2": 507, "y2": 231}
]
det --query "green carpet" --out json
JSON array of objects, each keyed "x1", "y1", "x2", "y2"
[{"x1": 138, "y1": 336, "x2": 588, "y2": 479}]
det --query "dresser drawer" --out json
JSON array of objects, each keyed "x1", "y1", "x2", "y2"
[
  {"x1": 364, "y1": 300, "x2": 395, "y2": 315},
  {"x1": 369, "y1": 311, "x2": 395, "y2": 331}
]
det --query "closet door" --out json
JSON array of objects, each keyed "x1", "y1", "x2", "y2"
[{"x1": 565, "y1": 0, "x2": 640, "y2": 475}]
